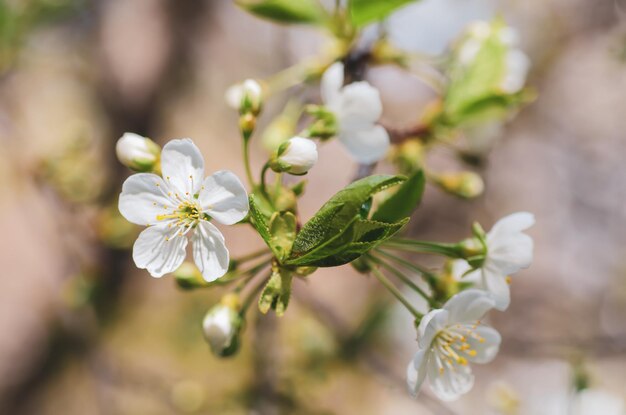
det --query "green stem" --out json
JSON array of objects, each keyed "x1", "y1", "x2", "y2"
[
  {"x1": 260, "y1": 162, "x2": 271, "y2": 199},
  {"x1": 274, "y1": 172, "x2": 283, "y2": 195},
  {"x1": 243, "y1": 137, "x2": 255, "y2": 187},
  {"x1": 370, "y1": 267, "x2": 423, "y2": 319},
  {"x1": 367, "y1": 255, "x2": 435, "y2": 307},
  {"x1": 241, "y1": 271, "x2": 271, "y2": 313},
  {"x1": 384, "y1": 238, "x2": 463, "y2": 258},
  {"x1": 235, "y1": 259, "x2": 272, "y2": 291},
  {"x1": 374, "y1": 248, "x2": 439, "y2": 288},
  {"x1": 233, "y1": 248, "x2": 271, "y2": 265}
]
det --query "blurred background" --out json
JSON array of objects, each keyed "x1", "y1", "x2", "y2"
[{"x1": 1, "y1": 0, "x2": 625, "y2": 414}]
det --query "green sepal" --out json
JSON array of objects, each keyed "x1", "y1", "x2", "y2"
[
  {"x1": 291, "y1": 180, "x2": 307, "y2": 197},
  {"x1": 258, "y1": 266, "x2": 293, "y2": 316},
  {"x1": 268, "y1": 211, "x2": 297, "y2": 262},
  {"x1": 372, "y1": 169, "x2": 425, "y2": 223}
]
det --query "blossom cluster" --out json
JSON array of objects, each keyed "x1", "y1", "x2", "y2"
[{"x1": 114, "y1": 10, "x2": 535, "y2": 405}]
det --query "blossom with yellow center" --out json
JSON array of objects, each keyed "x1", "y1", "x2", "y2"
[
  {"x1": 407, "y1": 290, "x2": 501, "y2": 401},
  {"x1": 118, "y1": 138, "x2": 249, "y2": 281}
]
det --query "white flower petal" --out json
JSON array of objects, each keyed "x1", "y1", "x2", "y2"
[
  {"x1": 451, "y1": 260, "x2": 482, "y2": 287},
  {"x1": 203, "y1": 306, "x2": 236, "y2": 351},
  {"x1": 132, "y1": 225, "x2": 187, "y2": 278},
  {"x1": 444, "y1": 289, "x2": 496, "y2": 324},
  {"x1": 488, "y1": 233, "x2": 534, "y2": 274},
  {"x1": 427, "y1": 353, "x2": 474, "y2": 401},
  {"x1": 199, "y1": 170, "x2": 249, "y2": 225},
  {"x1": 119, "y1": 173, "x2": 176, "y2": 226},
  {"x1": 407, "y1": 349, "x2": 429, "y2": 396},
  {"x1": 458, "y1": 38, "x2": 482, "y2": 65},
  {"x1": 161, "y1": 138, "x2": 205, "y2": 196},
  {"x1": 338, "y1": 125, "x2": 390, "y2": 164},
  {"x1": 225, "y1": 84, "x2": 243, "y2": 109},
  {"x1": 321, "y1": 62, "x2": 344, "y2": 106},
  {"x1": 487, "y1": 212, "x2": 535, "y2": 240},
  {"x1": 192, "y1": 221, "x2": 229, "y2": 282},
  {"x1": 481, "y1": 265, "x2": 511, "y2": 311},
  {"x1": 500, "y1": 49, "x2": 530, "y2": 94},
  {"x1": 417, "y1": 309, "x2": 449, "y2": 348},
  {"x1": 336, "y1": 81, "x2": 383, "y2": 128},
  {"x1": 279, "y1": 136, "x2": 318, "y2": 175},
  {"x1": 466, "y1": 326, "x2": 501, "y2": 364}
]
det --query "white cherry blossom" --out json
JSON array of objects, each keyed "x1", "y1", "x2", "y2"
[
  {"x1": 407, "y1": 289, "x2": 501, "y2": 401},
  {"x1": 457, "y1": 21, "x2": 530, "y2": 94},
  {"x1": 119, "y1": 138, "x2": 249, "y2": 282},
  {"x1": 454, "y1": 212, "x2": 535, "y2": 311},
  {"x1": 321, "y1": 62, "x2": 390, "y2": 164}
]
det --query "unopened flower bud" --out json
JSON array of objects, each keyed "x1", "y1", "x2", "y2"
[
  {"x1": 174, "y1": 262, "x2": 209, "y2": 290},
  {"x1": 434, "y1": 171, "x2": 484, "y2": 199},
  {"x1": 239, "y1": 113, "x2": 257, "y2": 140},
  {"x1": 225, "y1": 79, "x2": 263, "y2": 115},
  {"x1": 202, "y1": 294, "x2": 243, "y2": 357},
  {"x1": 390, "y1": 139, "x2": 425, "y2": 175},
  {"x1": 115, "y1": 132, "x2": 161, "y2": 172},
  {"x1": 270, "y1": 136, "x2": 318, "y2": 175}
]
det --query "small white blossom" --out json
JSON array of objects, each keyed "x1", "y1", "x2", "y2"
[
  {"x1": 115, "y1": 132, "x2": 161, "y2": 172},
  {"x1": 118, "y1": 138, "x2": 249, "y2": 282},
  {"x1": 202, "y1": 304, "x2": 241, "y2": 356},
  {"x1": 455, "y1": 212, "x2": 535, "y2": 311},
  {"x1": 407, "y1": 289, "x2": 501, "y2": 401},
  {"x1": 457, "y1": 21, "x2": 530, "y2": 94},
  {"x1": 321, "y1": 62, "x2": 390, "y2": 164},
  {"x1": 275, "y1": 136, "x2": 318, "y2": 175},
  {"x1": 225, "y1": 79, "x2": 263, "y2": 113}
]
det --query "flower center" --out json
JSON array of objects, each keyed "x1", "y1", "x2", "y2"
[
  {"x1": 156, "y1": 200, "x2": 203, "y2": 229},
  {"x1": 431, "y1": 322, "x2": 484, "y2": 376}
]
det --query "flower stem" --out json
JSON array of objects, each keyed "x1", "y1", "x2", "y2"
[
  {"x1": 384, "y1": 238, "x2": 463, "y2": 258},
  {"x1": 243, "y1": 137, "x2": 255, "y2": 187},
  {"x1": 234, "y1": 259, "x2": 272, "y2": 293},
  {"x1": 370, "y1": 266, "x2": 423, "y2": 319},
  {"x1": 374, "y1": 248, "x2": 439, "y2": 288},
  {"x1": 233, "y1": 248, "x2": 271, "y2": 265},
  {"x1": 241, "y1": 271, "x2": 271, "y2": 314},
  {"x1": 367, "y1": 255, "x2": 435, "y2": 307},
  {"x1": 260, "y1": 162, "x2": 271, "y2": 198}
]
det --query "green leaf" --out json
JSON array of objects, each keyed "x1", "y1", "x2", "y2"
[
  {"x1": 290, "y1": 217, "x2": 409, "y2": 267},
  {"x1": 349, "y1": 0, "x2": 416, "y2": 28},
  {"x1": 236, "y1": 0, "x2": 327, "y2": 25},
  {"x1": 268, "y1": 211, "x2": 297, "y2": 262},
  {"x1": 289, "y1": 175, "x2": 405, "y2": 259},
  {"x1": 285, "y1": 175, "x2": 409, "y2": 267},
  {"x1": 258, "y1": 267, "x2": 293, "y2": 316},
  {"x1": 372, "y1": 169, "x2": 425, "y2": 223}
]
